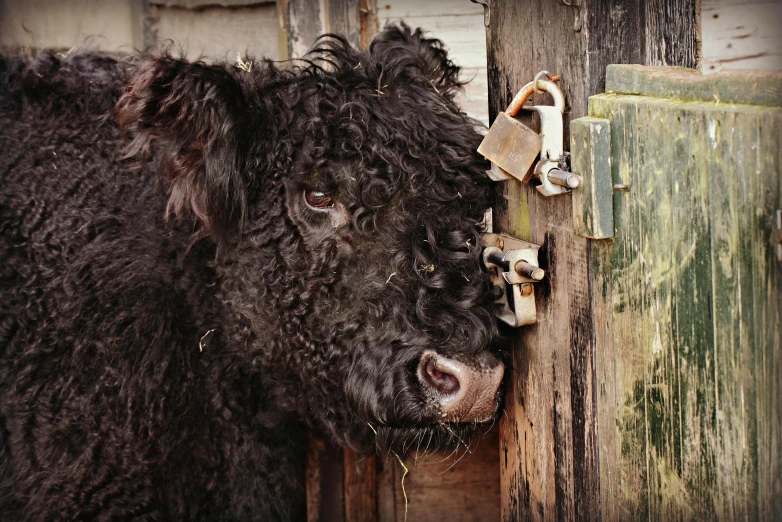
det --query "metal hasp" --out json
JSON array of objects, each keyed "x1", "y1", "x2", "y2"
[{"x1": 481, "y1": 233, "x2": 544, "y2": 327}]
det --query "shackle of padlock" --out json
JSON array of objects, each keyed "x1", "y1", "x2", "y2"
[
  {"x1": 512, "y1": 71, "x2": 572, "y2": 196},
  {"x1": 505, "y1": 71, "x2": 565, "y2": 118},
  {"x1": 478, "y1": 71, "x2": 565, "y2": 184}
]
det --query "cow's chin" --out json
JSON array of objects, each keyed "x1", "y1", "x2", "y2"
[{"x1": 366, "y1": 417, "x2": 498, "y2": 459}]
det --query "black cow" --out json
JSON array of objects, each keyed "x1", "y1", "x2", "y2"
[{"x1": 0, "y1": 25, "x2": 504, "y2": 521}]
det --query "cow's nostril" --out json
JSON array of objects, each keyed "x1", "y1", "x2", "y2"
[
  {"x1": 417, "y1": 351, "x2": 504, "y2": 423},
  {"x1": 423, "y1": 358, "x2": 460, "y2": 395}
]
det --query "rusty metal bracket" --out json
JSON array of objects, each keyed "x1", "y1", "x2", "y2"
[{"x1": 481, "y1": 233, "x2": 544, "y2": 327}]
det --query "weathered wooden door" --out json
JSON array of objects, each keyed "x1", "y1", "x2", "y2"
[
  {"x1": 584, "y1": 65, "x2": 781, "y2": 521},
  {"x1": 486, "y1": 2, "x2": 781, "y2": 521}
]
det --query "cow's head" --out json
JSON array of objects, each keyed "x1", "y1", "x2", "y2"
[{"x1": 118, "y1": 24, "x2": 505, "y2": 454}]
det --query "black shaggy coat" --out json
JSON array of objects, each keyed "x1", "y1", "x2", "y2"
[{"x1": 0, "y1": 26, "x2": 501, "y2": 521}]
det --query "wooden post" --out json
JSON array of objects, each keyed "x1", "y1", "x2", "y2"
[
  {"x1": 484, "y1": 2, "x2": 698, "y2": 521},
  {"x1": 343, "y1": 449, "x2": 377, "y2": 522},
  {"x1": 282, "y1": 0, "x2": 377, "y2": 59}
]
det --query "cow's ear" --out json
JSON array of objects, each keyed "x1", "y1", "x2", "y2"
[
  {"x1": 369, "y1": 23, "x2": 463, "y2": 98},
  {"x1": 117, "y1": 56, "x2": 248, "y2": 242}
]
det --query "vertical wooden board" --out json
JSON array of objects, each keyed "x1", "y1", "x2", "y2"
[
  {"x1": 343, "y1": 449, "x2": 377, "y2": 522},
  {"x1": 589, "y1": 95, "x2": 650, "y2": 521},
  {"x1": 307, "y1": 435, "x2": 346, "y2": 522},
  {"x1": 627, "y1": 98, "x2": 681, "y2": 521},
  {"x1": 705, "y1": 107, "x2": 751, "y2": 521},
  {"x1": 643, "y1": 0, "x2": 700, "y2": 69},
  {"x1": 661, "y1": 101, "x2": 708, "y2": 521},
  {"x1": 705, "y1": 104, "x2": 782, "y2": 520},
  {"x1": 327, "y1": 0, "x2": 362, "y2": 49},
  {"x1": 382, "y1": 429, "x2": 500, "y2": 522},
  {"x1": 287, "y1": 0, "x2": 326, "y2": 58},
  {"x1": 571, "y1": 117, "x2": 614, "y2": 239},
  {"x1": 487, "y1": 3, "x2": 599, "y2": 521},
  {"x1": 755, "y1": 109, "x2": 782, "y2": 520},
  {"x1": 375, "y1": 454, "x2": 397, "y2": 522}
]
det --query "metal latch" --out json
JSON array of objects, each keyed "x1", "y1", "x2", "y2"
[{"x1": 481, "y1": 233, "x2": 544, "y2": 327}]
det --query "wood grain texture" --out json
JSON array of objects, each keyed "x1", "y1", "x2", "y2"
[
  {"x1": 327, "y1": 0, "x2": 362, "y2": 48},
  {"x1": 606, "y1": 65, "x2": 782, "y2": 107},
  {"x1": 589, "y1": 79, "x2": 782, "y2": 520},
  {"x1": 151, "y1": 3, "x2": 281, "y2": 61},
  {"x1": 287, "y1": 0, "x2": 326, "y2": 58},
  {"x1": 487, "y1": 2, "x2": 597, "y2": 520},
  {"x1": 570, "y1": 117, "x2": 614, "y2": 239},
  {"x1": 344, "y1": 449, "x2": 377, "y2": 522},
  {"x1": 307, "y1": 435, "x2": 346, "y2": 522},
  {"x1": 486, "y1": 2, "x2": 698, "y2": 521},
  {"x1": 381, "y1": 427, "x2": 501, "y2": 522}
]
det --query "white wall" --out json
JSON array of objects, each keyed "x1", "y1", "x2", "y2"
[
  {"x1": 377, "y1": 0, "x2": 489, "y2": 125},
  {"x1": 701, "y1": 0, "x2": 782, "y2": 73}
]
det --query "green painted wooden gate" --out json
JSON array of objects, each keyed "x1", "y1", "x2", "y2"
[{"x1": 572, "y1": 65, "x2": 781, "y2": 520}]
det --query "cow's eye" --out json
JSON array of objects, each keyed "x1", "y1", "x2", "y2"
[{"x1": 303, "y1": 190, "x2": 335, "y2": 210}]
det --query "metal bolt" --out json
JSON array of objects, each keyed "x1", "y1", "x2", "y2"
[
  {"x1": 515, "y1": 260, "x2": 545, "y2": 281},
  {"x1": 483, "y1": 246, "x2": 508, "y2": 271},
  {"x1": 547, "y1": 168, "x2": 582, "y2": 189}
]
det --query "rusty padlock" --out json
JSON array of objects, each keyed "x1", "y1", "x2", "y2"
[{"x1": 478, "y1": 72, "x2": 562, "y2": 182}]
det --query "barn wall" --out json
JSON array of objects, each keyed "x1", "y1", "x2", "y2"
[
  {"x1": 701, "y1": 0, "x2": 782, "y2": 73},
  {"x1": 0, "y1": 0, "x2": 284, "y2": 62},
  {"x1": 0, "y1": 0, "x2": 137, "y2": 52},
  {"x1": 149, "y1": 2, "x2": 282, "y2": 61}
]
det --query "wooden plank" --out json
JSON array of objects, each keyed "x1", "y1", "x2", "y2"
[
  {"x1": 328, "y1": 0, "x2": 362, "y2": 48},
  {"x1": 286, "y1": 0, "x2": 327, "y2": 58},
  {"x1": 382, "y1": 427, "x2": 500, "y2": 522},
  {"x1": 307, "y1": 435, "x2": 346, "y2": 522},
  {"x1": 606, "y1": 65, "x2": 782, "y2": 107},
  {"x1": 376, "y1": 455, "x2": 397, "y2": 522},
  {"x1": 0, "y1": 0, "x2": 136, "y2": 52},
  {"x1": 643, "y1": 0, "x2": 700, "y2": 69},
  {"x1": 485, "y1": 3, "x2": 698, "y2": 522},
  {"x1": 376, "y1": 0, "x2": 483, "y2": 19},
  {"x1": 344, "y1": 449, "x2": 377, "y2": 522},
  {"x1": 570, "y1": 117, "x2": 614, "y2": 239},
  {"x1": 150, "y1": 0, "x2": 275, "y2": 7}
]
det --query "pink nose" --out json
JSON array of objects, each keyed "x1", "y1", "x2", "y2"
[{"x1": 417, "y1": 351, "x2": 504, "y2": 423}]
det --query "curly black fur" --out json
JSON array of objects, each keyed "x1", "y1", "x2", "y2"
[{"x1": 0, "y1": 25, "x2": 501, "y2": 521}]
